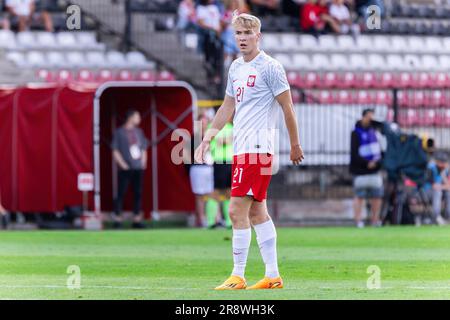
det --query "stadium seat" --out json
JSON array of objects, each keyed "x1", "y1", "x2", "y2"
[
  {"x1": 417, "y1": 72, "x2": 432, "y2": 88},
  {"x1": 386, "y1": 54, "x2": 405, "y2": 71},
  {"x1": 46, "y1": 51, "x2": 66, "y2": 68},
  {"x1": 421, "y1": 55, "x2": 439, "y2": 71},
  {"x1": 36, "y1": 69, "x2": 54, "y2": 82},
  {"x1": 397, "y1": 90, "x2": 411, "y2": 108},
  {"x1": 76, "y1": 69, "x2": 95, "y2": 82},
  {"x1": 302, "y1": 72, "x2": 320, "y2": 88},
  {"x1": 96, "y1": 69, "x2": 114, "y2": 82},
  {"x1": 55, "y1": 69, "x2": 73, "y2": 83},
  {"x1": 410, "y1": 91, "x2": 426, "y2": 108},
  {"x1": 372, "y1": 36, "x2": 391, "y2": 52},
  {"x1": 116, "y1": 69, "x2": 134, "y2": 81},
  {"x1": 106, "y1": 51, "x2": 128, "y2": 68},
  {"x1": 261, "y1": 33, "x2": 280, "y2": 51},
  {"x1": 428, "y1": 90, "x2": 445, "y2": 108},
  {"x1": 339, "y1": 72, "x2": 357, "y2": 88},
  {"x1": 318, "y1": 35, "x2": 337, "y2": 52},
  {"x1": 404, "y1": 54, "x2": 422, "y2": 70},
  {"x1": 424, "y1": 37, "x2": 444, "y2": 53},
  {"x1": 367, "y1": 54, "x2": 386, "y2": 71},
  {"x1": 126, "y1": 51, "x2": 152, "y2": 68},
  {"x1": 292, "y1": 54, "x2": 311, "y2": 70},
  {"x1": 6, "y1": 51, "x2": 27, "y2": 67},
  {"x1": 287, "y1": 71, "x2": 302, "y2": 88},
  {"x1": 311, "y1": 54, "x2": 329, "y2": 71},
  {"x1": 337, "y1": 35, "x2": 355, "y2": 51},
  {"x1": 184, "y1": 33, "x2": 197, "y2": 50},
  {"x1": 274, "y1": 53, "x2": 292, "y2": 69},
  {"x1": 0, "y1": 30, "x2": 17, "y2": 49},
  {"x1": 291, "y1": 89, "x2": 301, "y2": 104},
  {"x1": 442, "y1": 37, "x2": 450, "y2": 54},
  {"x1": 318, "y1": 90, "x2": 334, "y2": 104},
  {"x1": 349, "y1": 54, "x2": 367, "y2": 70},
  {"x1": 298, "y1": 34, "x2": 318, "y2": 51},
  {"x1": 27, "y1": 51, "x2": 47, "y2": 68},
  {"x1": 434, "y1": 72, "x2": 450, "y2": 88},
  {"x1": 136, "y1": 70, "x2": 157, "y2": 81},
  {"x1": 419, "y1": 109, "x2": 437, "y2": 126},
  {"x1": 390, "y1": 35, "x2": 408, "y2": 53},
  {"x1": 76, "y1": 32, "x2": 105, "y2": 50},
  {"x1": 336, "y1": 90, "x2": 355, "y2": 104},
  {"x1": 157, "y1": 70, "x2": 176, "y2": 81},
  {"x1": 66, "y1": 52, "x2": 86, "y2": 68},
  {"x1": 16, "y1": 31, "x2": 36, "y2": 49},
  {"x1": 86, "y1": 51, "x2": 107, "y2": 68},
  {"x1": 438, "y1": 55, "x2": 450, "y2": 70},
  {"x1": 36, "y1": 32, "x2": 58, "y2": 49},
  {"x1": 356, "y1": 90, "x2": 375, "y2": 105},
  {"x1": 437, "y1": 109, "x2": 450, "y2": 126},
  {"x1": 360, "y1": 72, "x2": 376, "y2": 88},
  {"x1": 279, "y1": 34, "x2": 298, "y2": 51},
  {"x1": 354, "y1": 35, "x2": 373, "y2": 52},
  {"x1": 378, "y1": 72, "x2": 395, "y2": 89},
  {"x1": 322, "y1": 72, "x2": 340, "y2": 88},
  {"x1": 400, "y1": 109, "x2": 419, "y2": 127},
  {"x1": 56, "y1": 32, "x2": 78, "y2": 48},
  {"x1": 375, "y1": 91, "x2": 393, "y2": 107},
  {"x1": 329, "y1": 54, "x2": 347, "y2": 70}
]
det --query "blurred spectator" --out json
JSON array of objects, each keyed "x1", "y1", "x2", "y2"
[
  {"x1": 111, "y1": 110, "x2": 149, "y2": 229},
  {"x1": 221, "y1": 0, "x2": 241, "y2": 67},
  {"x1": 300, "y1": 0, "x2": 338, "y2": 35},
  {"x1": 6, "y1": 0, "x2": 53, "y2": 32},
  {"x1": 197, "y1": 0, "x2": 222, "y2": 83},
  {"x1": 35, "y1": 0, "x2": 55, "y2": 32},
  {"x1": 329, "y1": 0, "x2": 353, "y2": 34},
  {"x1": 249, "y1": 0, "x2": 280, "y2": 16},
  {"x1": 177, "y1": 0, "x2": 197, "y2": 31},
  {"x1": 350, "y1": 108, "x2": 383, "y2": 228},
  {"x1": 1, "y1": 0, "x2": 11, "y2": 29},
  {"x1": 424, "y1": 151, "x2": 450, "y2": 225}
]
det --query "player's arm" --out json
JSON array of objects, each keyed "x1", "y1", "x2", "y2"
[
  {"x1": 276, "y1": 90, "x2": 304, "y2": 165},
  {"x1": 194, "y1": 95, "x2": 235, "y2": 163}
]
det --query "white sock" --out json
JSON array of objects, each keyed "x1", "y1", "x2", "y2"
[
  {"x1": 231, "y1": 228, "x2": 251, "y2": 278},
  {"x1": 253, "y1": 219, "x2": 279, "y2": 278}
]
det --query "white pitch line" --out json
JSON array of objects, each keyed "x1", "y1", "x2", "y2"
[{"x1": 0, "y1": 285, "x2": 449, "y2": 291}]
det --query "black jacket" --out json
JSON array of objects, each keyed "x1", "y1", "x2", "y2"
[{"x1": 350, "y1": 120, "x2": 383, "y2": 176}]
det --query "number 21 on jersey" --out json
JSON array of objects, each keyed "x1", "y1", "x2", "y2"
[
  {"x1": 233, "y1": 167, "x2": 243, "y2": 184},
  {"x1": 236, "y1": 87, "x2": 245, "y2": 103}
]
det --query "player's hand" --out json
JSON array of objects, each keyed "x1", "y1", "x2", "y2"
[
  {"x1": 368, "y1": 161, "x2": 377, "y2": 169},
  {"x1": 291, "y1": 144, "x2": 304, "y2": 165},
  {"x1": 194, "y1": 141, "x2": 210, "y2": 164}
]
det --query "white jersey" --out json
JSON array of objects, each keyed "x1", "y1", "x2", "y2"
[{"x1": 226, "y1": 51, "x2": 290, "y2": 155}]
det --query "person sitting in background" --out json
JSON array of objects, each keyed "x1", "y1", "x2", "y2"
[
  {"x1": 177, "y1": 0, "x2": 197, "y2": 32},
  {"x1": 0, "y1": 191, "x2": 10, "y2": 229},
  {"x1": 329, "y1": 0, "x2": 353, "y2": 34},
  {"x1": 221, "y1": 0, "x2": 242, "y2": 68},
  {"x1": 424, "y1": 151, "x2": 450, "y2": 225},
  {"x1": 300, "y1": 0, "x2": 337, "y2": 35},
  {"x1": 350, "y1": 108, "x2": 384, "y2": 228},
  {"x1": 6, "y1": 0, "x2": 53, "y2": 32},
  {"x1": 249, "y1": 0, "x2": 280, "y2": 16},
  {"x1": 1, "y1": 0, "x2": 11, "y2": 29}
]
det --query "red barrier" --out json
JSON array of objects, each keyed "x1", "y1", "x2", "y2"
[{"x1": 0, "y1": 82, "x2": 196, "y2": 215}]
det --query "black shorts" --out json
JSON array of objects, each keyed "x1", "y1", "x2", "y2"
[{"x1": 213, "y1": 163, "x2": 232, "y2": 190}]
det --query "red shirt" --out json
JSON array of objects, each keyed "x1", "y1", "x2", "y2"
[{"x1": 300, "y1": 3, "x2": 322, "y2": 30}]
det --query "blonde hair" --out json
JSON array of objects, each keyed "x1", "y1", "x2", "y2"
[{"x1": 231, "y1": 11, "x2": 261, "y2": 33}]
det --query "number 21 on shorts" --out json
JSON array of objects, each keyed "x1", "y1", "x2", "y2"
[{"x1": 233, "y1": 167, "x2": 243, "y2": 184}]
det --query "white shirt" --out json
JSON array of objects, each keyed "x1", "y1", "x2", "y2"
[
  {"x1": 329, "y1": 4, "x2": 351, "y2": 21},
  {"x1": 226, "y1": 51, "x2": 290, "y2": 155},
  {"x1": 6, "y1": 0, "x2": 34, "y2": 16},
  {"x1": 196, "y1": 4, "x2": 221, "y2": 30}
]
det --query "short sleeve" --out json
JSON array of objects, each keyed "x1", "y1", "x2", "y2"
[
  {"x1": 138, "y1": 129, "x2": 149, "y2": 149},
  {"x1": 265, "y1": 60, "x2": 290, "y2": 97},
  {"x1": 225, "y1": 69, "x2": 234, "y2": 98},
  {"x1": 111, "y1": 129, "x2": 119, "y2": 150}
]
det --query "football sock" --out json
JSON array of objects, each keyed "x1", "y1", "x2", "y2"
[
  {"x1": 253, "y1": 219, "x2": 280, "y2": 278},
  {"x1": 231, "y1": 228, "x2": 251, "y2": 278},
  {"x1": 205, "y1": 199, "x2": 218, "y2": 227},
  {"x1": 222, "y1": 199, "x2": 231, "y2": 228}
]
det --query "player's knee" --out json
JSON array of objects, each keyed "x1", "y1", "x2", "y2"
[{"x1": 229, "y1": 204, "x2": 244, "y2": 225}]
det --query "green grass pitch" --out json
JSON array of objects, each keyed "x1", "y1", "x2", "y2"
[{"x1": 0, "y1": 226, "x2": 449, "y2": 299}]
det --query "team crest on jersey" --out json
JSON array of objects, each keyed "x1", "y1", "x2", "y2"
[{"x1": 247, "y1": 75, "x2": 256, "y2": 87}]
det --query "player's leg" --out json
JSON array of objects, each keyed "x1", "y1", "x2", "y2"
[
  {"x1": 246, "y1": 200, "x2": 283, "y2": 289},
  {"x1": 205, "y1": 190, "x2": 219, "y2": 228},
  {"x1": 444, "y1": 191, "x2": 450, "y2": 220},
  {"x1": 369, "y1": 197, "x2": 382, "y2": 226},
  {"x1": 353, "y1": 196, "x2": 365, "y2": 228},
  {"x1": 222, "y1": 188, "x2": 232, "y2": 228},
  {"x1": 214, "y1": 195, "x2": 253, "y2": 290},
  {"x1": 131, "y1": 170, "x2": 144, "y2": 228}
]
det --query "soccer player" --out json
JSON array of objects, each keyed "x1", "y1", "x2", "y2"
[{"x1": 194, "y1": 12, "x2": 304, "y2": 290}]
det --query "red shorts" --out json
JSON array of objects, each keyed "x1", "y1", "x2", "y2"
[{"x1": 231, "y1": 153, "x2": 273, "y2": 202}]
